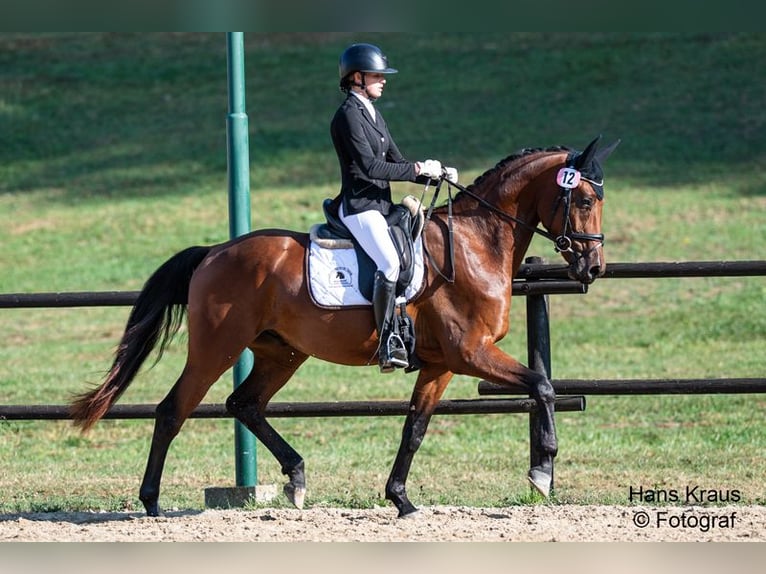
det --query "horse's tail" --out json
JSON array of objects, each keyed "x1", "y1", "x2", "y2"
[{"x1": 70, "y1": 245, "x2": 211, "y2": 432}]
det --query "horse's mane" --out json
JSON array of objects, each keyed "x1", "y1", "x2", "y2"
[{"x1": 465, "y1": 145, "x2": 572, "y2": 194}]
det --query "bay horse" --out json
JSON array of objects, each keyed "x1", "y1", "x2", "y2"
[{"x1": 71, "y1": 135, "x2": 618, "y2": 518}]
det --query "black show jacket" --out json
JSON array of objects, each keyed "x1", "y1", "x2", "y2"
[{"x1": 331, "y1": 94, "x2": 427, "y2": 216}]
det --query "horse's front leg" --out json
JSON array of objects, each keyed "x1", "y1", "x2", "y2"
[
  {"x1": 385, "y1": 369, "x2": 454, "y2": 518},
  {"x1": 524, "y1": 369, "x2": 557, "y2": 497},
  {"x1": 461, "y1": 344, "x2": 558, "y2": 497}
]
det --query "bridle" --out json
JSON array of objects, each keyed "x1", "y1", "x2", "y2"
[
  {"x1": 547, "y1": 165, "x2": 606, "y2": 254},
  {"x1": 420, "y1": 161, "x2": 605, "y2": 282}
]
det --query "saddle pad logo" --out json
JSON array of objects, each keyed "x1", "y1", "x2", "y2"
[{"x1": 330, "y1": 266, "x2": 353, "y2": 287}]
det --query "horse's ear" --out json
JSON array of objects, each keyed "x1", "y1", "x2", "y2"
[
  {"x1": 573, "y1": 135, "x2": 602, "y2": 169},
  {"x1": 595, "y1": 138, "x2": 621, "y2": 164}
]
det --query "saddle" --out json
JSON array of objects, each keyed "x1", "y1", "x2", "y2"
[
  {"x1": 309, "y1": 195, "x2": 426, "y2": 373},
  {"x1": 311, "y1": 195, "x2": 425, "y2": 300}
]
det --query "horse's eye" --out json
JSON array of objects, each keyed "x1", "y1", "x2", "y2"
[{"x1": 576, "y1": 197, "x2": 593, "y2": 210}]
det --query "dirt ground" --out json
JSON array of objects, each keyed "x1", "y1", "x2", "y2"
[{"x1": 1, "y1": 504, "x2": 763, "y2": 542}]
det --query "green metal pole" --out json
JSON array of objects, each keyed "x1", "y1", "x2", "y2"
[{"x1": 226, "y1": 32, "x2": 256, "y2": 487}]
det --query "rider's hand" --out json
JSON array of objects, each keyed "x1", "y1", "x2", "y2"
[
  {"x1": 444, "y1": 167, "x2": 458, "y2": 184},
  {"x1": 417, "y1": 159, "x2": 443, "y2": 179}
]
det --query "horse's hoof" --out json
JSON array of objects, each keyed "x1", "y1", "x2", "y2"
[
  {"x1": 283, "y1": 483, "x2": 306, "y2": 509},
  {"x1": 398, "y1": 508, "x2": 421, "y2": 519},
  {"x1": 395, "y1": 501, "x2": 420, "y2": 519},
  {"x1": 141, "y1": 499, "x2": 161, "y2": 517},
  {"x1": 527, "y1": 468, "x2": 552, "y2": 498}
]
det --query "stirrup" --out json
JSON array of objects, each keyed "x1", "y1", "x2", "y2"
[{"x1": 379, "y1": 333, "x2": 409, "y2": 373}]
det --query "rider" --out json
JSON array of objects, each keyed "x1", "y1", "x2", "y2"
[{"x1": 330, "y1": 42, "x2": 458, "y2": 373}]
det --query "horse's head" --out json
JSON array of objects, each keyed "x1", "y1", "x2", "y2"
[
  {"x1": 538, "y1": 136, "x2": 619, "y2": 284},
  {"x1": 451, "y1": 137, "x2": 619, "y2": 284}
]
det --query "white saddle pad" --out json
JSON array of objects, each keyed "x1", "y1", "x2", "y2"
[{"x1": 308, "y1": 237, "x2": 425, "y2": 308}]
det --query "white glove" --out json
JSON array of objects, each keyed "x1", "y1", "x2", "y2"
[
  {"x1": 418, "y1": 159, "x2": 443, "y2": 179},
  {"x1": 444, "y1": 167, "x2": 458, "y2": 184}
]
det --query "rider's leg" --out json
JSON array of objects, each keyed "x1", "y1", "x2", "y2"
[
  {"x1": 340, "y1": 206, "x2": 408, "y2": 372},
  {"x1": 371, "y1": 270, "x2": 408, "y2": 372}
]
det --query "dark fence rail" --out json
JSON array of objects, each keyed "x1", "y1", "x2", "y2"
[
  {"x1": 517, "y1": 259, "x2": 766, "y2": 280},
  {"x1": 0, "y1": 291, "x2": 139, "y2": 308},
  {"x1": 0, "y1": 397, "x2": 585, "y2": 421},
  {"x1": 3, "y1": 261, "x2": 763, "y2": 310},
  {"x1": 0, "y1": 280, "x2": 585, "y2": 309},
  {"x1": 478, "y1": 377, "x2": 766, "y2": 396}
]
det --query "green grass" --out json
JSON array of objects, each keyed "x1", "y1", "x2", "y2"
[{"x1": 0, "y1": 33, "x2": 764, "y2": 514}]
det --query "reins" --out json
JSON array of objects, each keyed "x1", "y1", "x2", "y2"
[{"x1": 418, "y1": 177, "x2": 456, "y2": 283}]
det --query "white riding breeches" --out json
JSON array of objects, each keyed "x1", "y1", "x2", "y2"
[{"x1": 339, "y1": 204, "x2": 400, "y2": 282}]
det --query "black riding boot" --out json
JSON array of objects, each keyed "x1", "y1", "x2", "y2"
[{"x1": 373, "y1": 271, "x2": 409, "y2": 373}]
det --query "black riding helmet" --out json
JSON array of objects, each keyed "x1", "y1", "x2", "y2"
[{"x1": 339, "y1": 43, "x2": 397, "y2": 92}]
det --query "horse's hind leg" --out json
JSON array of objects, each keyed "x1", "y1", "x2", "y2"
[
  {"x1": 225, "y1": 339, "x2": 309, "y2": 509},
  {"x1": 139, "y1": 364, "x2": 222, "y2": 516}
]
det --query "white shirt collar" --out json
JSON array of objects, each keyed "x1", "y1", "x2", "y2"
[{"x1": 350, "y1": 90, "x2": 376, "y2": 122}]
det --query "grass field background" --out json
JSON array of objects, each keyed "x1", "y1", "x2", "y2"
[{"x1": 0, "y1": 33, "x2": 764, "y2": 513}]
